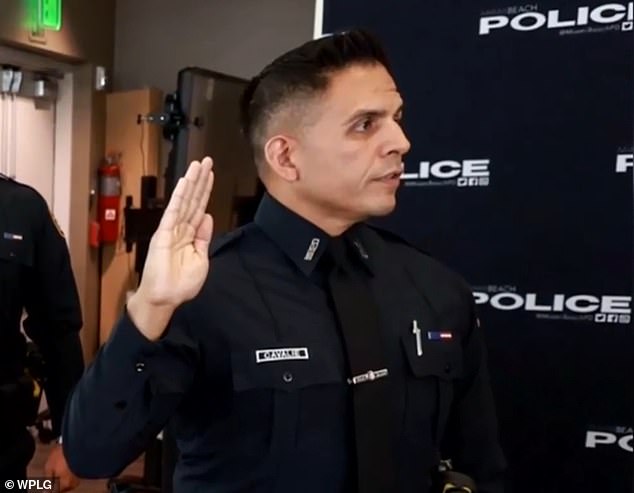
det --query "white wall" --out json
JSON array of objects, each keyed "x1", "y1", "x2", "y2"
[{"x1": 113, "y1": 0, "x2": 316, "y2": 93}]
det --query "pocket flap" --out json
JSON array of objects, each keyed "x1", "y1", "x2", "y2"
[
  {"x1": 401, "y1": 329, "x2": 463, "y2": 380},
  {"x1": 0, "y1": 235, "x2": 33, "y2": 267}
]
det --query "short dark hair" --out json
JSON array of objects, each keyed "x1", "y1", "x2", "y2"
[{"x1": 239, "y1": 29, "x2": 392, "y2": 166}]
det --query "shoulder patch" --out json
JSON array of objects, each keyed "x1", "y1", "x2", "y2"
[{"x1": 210, "y1": 228, "x2": 244, "y2": 257}]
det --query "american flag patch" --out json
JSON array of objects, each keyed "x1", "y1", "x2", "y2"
[
  {"x1": 427, "y1": 331, "x2": 453, "y2": 341},
  {"x1": 3, "y1": 232, "x2": 23, "y2": 240}
]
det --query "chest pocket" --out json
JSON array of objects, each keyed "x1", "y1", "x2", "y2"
[
  {"x1": 0, "y1": 236, "x2": 34, "y2": 268},
  {"x1": 400, "y1": 329, "x2": 464, "y2": 452},
  {"x1": 230, "y1": 342, "x2": 345, "y2": 470},
  {"x1": 401, "y1": 330, "x2": 463, "y2": 381}
]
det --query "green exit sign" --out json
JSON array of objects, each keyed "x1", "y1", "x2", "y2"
[
  {"x1": 26, "y1": 0, "x2": 62, "y2": 32},
  {"x1": 39, "y1": 0, "x2": 62, "y2": 30}
]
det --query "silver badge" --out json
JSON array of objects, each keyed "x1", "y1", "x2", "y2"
[{"x1": 303, "y1": 238, "x2": 320, "y2": 261}]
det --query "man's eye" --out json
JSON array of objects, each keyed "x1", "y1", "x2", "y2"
[{"x1": 353, "y1": 118, "x2": 375, "y2": 133}]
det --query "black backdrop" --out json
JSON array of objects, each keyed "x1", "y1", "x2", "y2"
[{"x1": 317, "y1": 1, "x2": 633, "y2": 491}]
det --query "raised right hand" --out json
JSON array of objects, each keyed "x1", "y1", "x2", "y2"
[{"x1": 128, "y1": 157, "x2": 214, "y2": 340}]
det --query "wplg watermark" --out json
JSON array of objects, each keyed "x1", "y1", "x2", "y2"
[{"x1": 3, "y1": 478, "x2": 59, "y2": 492}]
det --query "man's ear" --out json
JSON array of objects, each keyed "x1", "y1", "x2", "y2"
[{"x1": 264, "y1": 134, "x2": 299, "y2": 182}]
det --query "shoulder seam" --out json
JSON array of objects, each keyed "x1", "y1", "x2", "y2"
[{"x1": 210, "y1": 228, "x2": 245, "y2": 257}]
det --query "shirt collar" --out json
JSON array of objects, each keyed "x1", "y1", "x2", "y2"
[{"x1": 253, "y1": 192, "x2": 375, "y2": 276}]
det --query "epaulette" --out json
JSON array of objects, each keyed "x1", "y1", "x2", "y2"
[
  {"x1": 364, "y1": 223, "x2": 434, "y2": 257},
  {"x1": 2, "y1": 176, "x2": 36, "y2": 194},
  {"x1": 1, "y1": 177, "x2": 46, "y2": 203},
  {"x1": 210, "y1": 228, "x2": 245, "y2": 257},
  {"x1": 0, "y1": 177, "x2": 48, "y2": 208}
]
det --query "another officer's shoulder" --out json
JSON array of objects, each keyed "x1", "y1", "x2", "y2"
[
  {"x1": 0, "y1": 178, "x2": 48, "y2": 219},
  {"x1": 1, "y1": 176, "x2": 41, "y2": 201}
]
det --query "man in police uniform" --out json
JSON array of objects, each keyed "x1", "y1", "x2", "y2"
[
  {"x1": 63, "y1": 30, "x2": 506, "y2": 492},
  {"x1": 0, "y1": 176, "x2": 83, "y2": 491}
]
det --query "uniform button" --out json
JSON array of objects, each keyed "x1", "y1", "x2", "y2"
[
  {"x1": 282, "y1": 371, "x2": 293, "y2": 383},
  {"x1": 444, "y1": 364, "x2": 452, "y2": 374},
  {"x1": 135, "y1": 362, "x2": 145, "y2": 373}
]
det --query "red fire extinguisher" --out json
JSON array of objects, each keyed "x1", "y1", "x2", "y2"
[{"x1": 97, "y1": 153, "x2": 122, "y2": 244}]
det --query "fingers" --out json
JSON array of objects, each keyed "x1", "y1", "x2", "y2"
[
  {"x1": 194, "y1": 213, "x2": 214, "y2": 254},
  {"x1": 155, "y1": 157, "x2": 213, "y2": 240},
  {"x1": 177, "y1": 160, "x2": 202, "y2": 224},
  {"x1": 157, "y1": 176, "x2": 188, "y2": 232},
  {"x1": 185, "y1": 157, "x2": 213, "y2": 226},
  {"x1": 188, "y1": 164, "x2": 215, "y2": 230},
  {"x1": 60, "y1": 477, "x2": 77, "y2": 493},
  {"x1": 157, "y1": 157, "x2": 211, "y2": 233},
  {"x1": 199, "y1": 160, "x2": 215, "y2": 215}
]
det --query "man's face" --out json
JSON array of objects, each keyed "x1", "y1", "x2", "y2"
[{"x1": 291, "y1": 63, "x2": 411, "y2": 223}]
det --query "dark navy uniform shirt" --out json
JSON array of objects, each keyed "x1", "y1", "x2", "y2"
[
  {"x1": 63, "y1": 192, "x2": 506, "y2": 492},
  {"x1": 0, "y1": 177, "x2": 83, "y2": 436}
]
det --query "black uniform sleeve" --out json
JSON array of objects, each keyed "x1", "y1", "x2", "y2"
[
  {"x1": 62, "y1": 307, "x2": 199, "y2": 478},
  {"x1": 441, "y1": 291, "x2": 507, "y2": 493},
  {"x1": 21, "y1": 196, "x2": 84, "y2": 437}
]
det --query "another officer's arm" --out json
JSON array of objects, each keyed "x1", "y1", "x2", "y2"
[
  {"x1": 441, "y1": 292, "x2": 507, "y2": 493},
  {"x1": 62, "y1": 303, "x2": 199, "y2": 478},
  {"x1": 22, "y1": 195, "x2": 84, "y2": 438}
]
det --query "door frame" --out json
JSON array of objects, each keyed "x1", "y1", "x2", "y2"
[{"x1": 0, "y1": 45, "x2": 74, "y2": 239}]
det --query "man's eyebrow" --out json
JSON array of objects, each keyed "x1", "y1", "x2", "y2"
[{"x1": 343, "y1": 103, "x2": 403, "y2": 125}]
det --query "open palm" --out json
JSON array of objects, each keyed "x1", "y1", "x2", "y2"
[{"x1": 138, "y1": 157, "x2": 215, "y2": 308}]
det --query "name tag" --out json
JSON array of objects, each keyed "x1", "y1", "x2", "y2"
[
  {"x1": 255, "y1": 347, "x2": 309, "y2": 364},
  {"x1": 3, "y1": 232, "x2": 23, "y2": 240}
]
